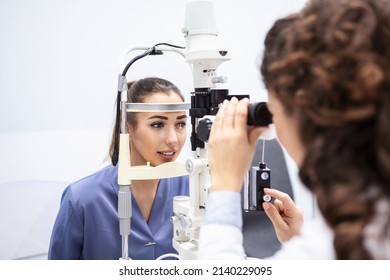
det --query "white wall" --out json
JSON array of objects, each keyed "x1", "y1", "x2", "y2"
[{"x1": 0, "y1": 0, "x2": 311, "y2": 259}]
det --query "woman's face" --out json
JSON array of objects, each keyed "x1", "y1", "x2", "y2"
[
  {"x1": 129, "y1": 91, "x2": 187, "y2": 166},
  {"x1": 267, "y1": 91, "x2": 305, "y2": 166}
]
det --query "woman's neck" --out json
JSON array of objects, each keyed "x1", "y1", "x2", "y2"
[
  {"x1": 130, "y1": 179, "x2": 159, "y2": 191},
  {"x1": 130, "y1": 179, "x2": 160, "y2": 223}
]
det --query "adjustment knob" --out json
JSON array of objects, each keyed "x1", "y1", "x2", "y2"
[{"x1": 197, "y1": 118, "x2": 213, "y2": 142}]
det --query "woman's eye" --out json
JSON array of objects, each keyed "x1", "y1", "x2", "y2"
[
  {"x1": 176, "y1": 122, "x2": 187, "y2": 129},
  {"x1": 151, "y1": 122, "x2": 164, "y2": 129}
]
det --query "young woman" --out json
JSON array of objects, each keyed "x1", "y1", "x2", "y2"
[
  {"x1": 48, "y1": 77, "x2": 189, "y2": 259},
  {"x1": 200, "y1": 0, "x2": 390, "y2": 259}
]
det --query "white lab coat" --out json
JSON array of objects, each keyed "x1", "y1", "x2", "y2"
[{"x1": 199, "y1": 192, "x2": 336, "y2": 260}]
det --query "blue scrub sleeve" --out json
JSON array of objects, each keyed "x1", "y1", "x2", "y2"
[{"x1": 48, "y1": 186, "x2": 84, "y2": 259}]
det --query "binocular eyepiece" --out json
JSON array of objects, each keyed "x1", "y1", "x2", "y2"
[
  {"x1": 247, "y1": 102, "x2": 273, "y2": 127},
  {"x1": 197, "y1": 102, "x2": 273, "y2": 142}
]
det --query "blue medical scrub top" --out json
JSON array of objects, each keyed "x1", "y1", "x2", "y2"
[{"x1": 48, "y1": 165, "x2": 189, "y2": 260}]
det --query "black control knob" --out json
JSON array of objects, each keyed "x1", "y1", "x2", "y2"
[{"x1": 197, "y1": 118, "x2": 213, "y2": 142}]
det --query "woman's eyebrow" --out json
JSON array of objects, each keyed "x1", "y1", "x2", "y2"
[
  {"x1": 148, "y1": 115, "x2": 168, "y2": 120},
  {"x1": 177, "y1": 114, "x2": 187, "y2": 120},
  {"x1": 147, "y1": 114, "x2": 187, "y2": 120}
]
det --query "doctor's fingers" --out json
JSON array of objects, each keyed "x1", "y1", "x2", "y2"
[
  {"x1": 264, "y1": 201, "x2": 301, "y2": 244},
  {"x1": 210, "y1": 99, "x2": 228, "y2": 137},
  {"x1": 222, "y1": 98, "x2": 252, "y2": 140},
  {"x1": 223, "y1": 97, "x2": 239, "y2": 131},
  {"x1": 271, "y1": 199, "x2": 286, "y2": 213},
  {"x1": 271, "y1": 197, "x2": 303, "y2": 226},
  {"x1": 235, "y1": 98, "x2": 250, "y2": 129},
  {"x1": 263, "y1": 202, "x2": 290, "y2": 230},
  {"x1": 210, "y1": 98, "x2": 242, "y2": 141},
  {"x1": 264, "y1": 188, "x2": 296, "y2": 210}
]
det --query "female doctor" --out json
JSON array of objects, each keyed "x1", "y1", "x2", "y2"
[
  {"x1": 200, "y1": 0, "x2": 390, "y2": 260},
  {"x1": 48, "y1": 77, "x2": 189, "y2": 259}
]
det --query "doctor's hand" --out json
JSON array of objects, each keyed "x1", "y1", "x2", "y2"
[
  {"x1": 262, "y1": 188, "x2": 303, "y2": 243},
  {"x1": 208, "y1": 97, "x2": 265, "y2": 193}
]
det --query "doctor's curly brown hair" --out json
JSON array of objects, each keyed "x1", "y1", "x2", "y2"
[{"x1": 261, "y1": 0, "x2": 390, "y2": 259}]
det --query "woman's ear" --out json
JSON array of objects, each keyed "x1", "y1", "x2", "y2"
[{"x1": 127, "y1": 123, "x2": 135, "y2": 140}]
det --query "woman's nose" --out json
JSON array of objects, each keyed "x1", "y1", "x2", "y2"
[{"x1": 165, "y1": 127, "x2": 179, "y2": 146}]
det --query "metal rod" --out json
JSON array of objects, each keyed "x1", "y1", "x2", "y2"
[
  {"x1": 261, "y1": 139, "x2": 265, "y2": 163},
  {"x1": 122, "y1": 235, "x2": 129, "y2": 260}
]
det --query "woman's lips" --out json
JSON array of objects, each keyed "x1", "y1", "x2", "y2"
[{"x1": 157, "y1": 151, "x2": 176, "y2": 160}]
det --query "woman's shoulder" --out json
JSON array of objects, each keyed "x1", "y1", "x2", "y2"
[
  {"x1": 76, "y1": 164, "x2": 116, "y2": 182},
  {"x1": 64, "y1": 165, "x2": 118, "y2": 203}
]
